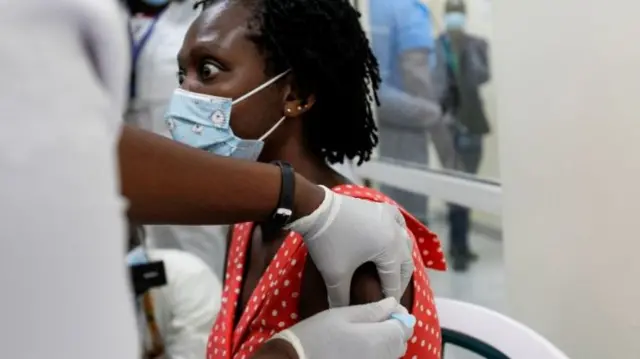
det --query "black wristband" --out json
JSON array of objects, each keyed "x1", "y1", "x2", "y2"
[{"x1": 268, "y1": 161, "x2": 295, "y2": 230}]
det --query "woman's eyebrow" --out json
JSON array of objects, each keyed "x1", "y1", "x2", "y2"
[
  {"x1": 176, "y1": 42, "x2": 221, "y2": 66},
  {"x1": 176, "y1": 25, "x2": 247, "y2": 65},
  {"x1": 191, "y1": 42, "x2": 224, "y2": 56}
]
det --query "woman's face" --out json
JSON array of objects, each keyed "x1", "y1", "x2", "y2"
[{"x1": 176, "y1": 1, "x2": 288, "y2": 142}]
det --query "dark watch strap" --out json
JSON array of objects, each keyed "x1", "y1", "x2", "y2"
[{"x1": 269, "y1": 161, "x2": 295, "y2": 230}]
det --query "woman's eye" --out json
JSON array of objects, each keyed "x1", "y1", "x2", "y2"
[
  {"x1": 177, "y1": 69, "x2": 186, "y2": 85},
  {"x1": 200, "y1": 62, "x2": 220, "y2": 80}
]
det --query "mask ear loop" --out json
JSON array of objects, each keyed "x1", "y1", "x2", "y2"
[
  {"x1": 232, "y1": 69, "x2": 292, "y2": 105},
  {"x1": 259, "y1": 116, "x2": 287, "y2": 141},
  {"x1": 231, "y1": 69, "x2": 291, "y2": 141}
]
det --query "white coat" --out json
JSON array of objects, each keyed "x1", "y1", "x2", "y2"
[
  {"x1": 125, "y1": 1, "x2": 228, "y2": 279},
  {"x1": 1, "y1": 1, "x2": 136, "y2": 358},
  {"x1": 136, "y1": 248, "x2": 221, "y2": 359}
]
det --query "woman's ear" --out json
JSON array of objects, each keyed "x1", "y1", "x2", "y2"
[
  {"x1": 283, "y1": 81, "x2": 316, "y2": 117},
  {"x1": 284, "y1": 95, "x2": 316, "y2": 117}
]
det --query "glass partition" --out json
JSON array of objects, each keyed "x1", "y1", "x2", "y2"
[{"x1": 351, "y1": 0, "x2": 505, "y2": 313}]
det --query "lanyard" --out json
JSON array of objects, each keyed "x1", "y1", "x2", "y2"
[
  {"x1": 140, "y1": 292, "x2": 165, "y2": 358},
  {"x1": 129, "y1": 12, "x2": 164, "y2": 99},
  {"x1": 129, "y1": 245, "x2": 165, "y2": 358},
  {"x1": 441, "y1": 35, "x2": 460, "y2": 76}
]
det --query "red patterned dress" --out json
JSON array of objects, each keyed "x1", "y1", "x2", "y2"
[{"x1": 207, "y1": 185, "x2": 447, "y2": 359}]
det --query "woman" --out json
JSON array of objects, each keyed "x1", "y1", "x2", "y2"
[{"x1": 165, "y1": 1, "x2": 447, "y2": 358}]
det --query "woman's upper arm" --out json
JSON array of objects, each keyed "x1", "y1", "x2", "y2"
[
  {"x1": 299, "y1": 257, "x2": 330, "y2": 320},
  {"x1": 299, "y1": 260, "x2": 414, "y2": 321},
  {"x1": 349, "y1": 263, "x2": 414, "y2": 309}
]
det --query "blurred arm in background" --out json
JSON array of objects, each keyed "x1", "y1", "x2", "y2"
[
  {"x1": 375, "y1": 0, "x2": 440, "y2": 130},
  {"x1": 375, "y1": 0, "x2": 457, "y2": 169}
]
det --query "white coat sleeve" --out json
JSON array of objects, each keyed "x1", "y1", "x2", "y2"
[{"x1": 0, "y1": 1, "x2": 136, "y2": 359}]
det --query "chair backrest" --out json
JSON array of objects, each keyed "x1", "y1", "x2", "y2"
[{"x1": 435, "y1": 297, "x2": 571, "y2": 359}]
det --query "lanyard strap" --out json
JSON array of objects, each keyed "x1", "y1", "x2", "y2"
[
  {"x1": 441, "y1": 36, "x2": 460, "y2": 76},
  {"x1": 140, "y1": 292, "x2": 165, "y2": 358},
  {"x1": 129, "y1": 13, "x2": 163, "y2": 99}
]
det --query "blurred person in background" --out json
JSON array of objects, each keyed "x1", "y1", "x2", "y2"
[
  {"x1": 127, "y1": 223, "x2": 220, "y2": 359},
  {"x1": 125, "y1": 0, "x2": 228, "y2": 279},
  {"x1": 434, "y1": 0, "x2": 491, "y2": 271},
  {"x1": 370, "y1": 0, "x2": 456, "y2": 225}
]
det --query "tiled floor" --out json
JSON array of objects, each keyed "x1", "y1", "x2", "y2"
[{"x1": 426, "y1": 220, "x2": 506, "y2": 358}]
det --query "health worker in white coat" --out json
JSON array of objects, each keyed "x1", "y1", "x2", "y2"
[{"x1": 125, "y1": 0, "x2": 228, "y2": 279}]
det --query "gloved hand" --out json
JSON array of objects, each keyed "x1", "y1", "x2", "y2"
[
  {"x1": 272, "y1": 298, "x2": 414, "y2": 359},
  {"x1": 286, "y1": 186, "x2": 414, "y2": 307}
]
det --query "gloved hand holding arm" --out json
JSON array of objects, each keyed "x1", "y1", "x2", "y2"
[
  {"x1": 121, "y1": 126, "x2": 415, "y2": 305},
  {"x1": 251, "y1": 298, "x2": 415, "y2": 359},
  {"x1": 287, "y1": 186, "x2": 414, "y2": 306}
]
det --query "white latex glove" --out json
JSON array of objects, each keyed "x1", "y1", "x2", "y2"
[
  {"x1": 286, "y1": 186, "x2": 414, "y2": 307},
  {"x1": 272, "y1": 298, "x2": 415, "y2": 359}
]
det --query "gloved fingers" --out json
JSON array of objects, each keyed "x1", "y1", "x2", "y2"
[
  {"x1": 398, "y1": 342, "x2": 409, "y2": 358},
  {"x1": 391, "y1": 205, "x2": 407, "y2": 228},
  {"x1": 393, "y1": 211, "x2": 415, "y2": 294},
  {"x1": 361, "y1": 317, "x2": 414, "y2": 357},
  {"x1": 340, "y1": 297, "x2": 399, "y2": 322},
  {"x1": 399, "y1": 231, "x2": 415, "y2": 294},
  {"x1": 326, "y1": 275, "x2": 354, "y2": 308},
  {"x1": 388, "y1": 204, "x2": 409, "y2": 248},
  {"x1": 389, "y1": 206, "x2": 413, "y2": 258},
  {"x1": 400, "y1": 256, "x2": 415, "y2": 295},
  {"x1": 380, "y1": 204, "x2": 414, "y2": 297},
  {"x1": 271, "y1": 329, "x2": 305, "y2": 359},
  {"x1": 375, "y1": 244, "x2": 403, "y2": 301},
  {"x1": 381, "y1": 313, "x2": 415, "y2": 342},
  {"x1": 392, "y1": 303, "x2": 409, "y2": 315}
]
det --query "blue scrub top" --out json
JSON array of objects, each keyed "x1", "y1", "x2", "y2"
[{"x1": 369, "y1": 0, "x2": 435, "y2": 90}]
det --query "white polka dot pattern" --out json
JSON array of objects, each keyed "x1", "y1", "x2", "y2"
[{"x1": 206, "y1": 184, "x2": 445, "y2": 359}]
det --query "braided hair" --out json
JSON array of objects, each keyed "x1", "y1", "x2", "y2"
[{"x1": 194, "y1": 0, "x2": 380, "y2": 165}]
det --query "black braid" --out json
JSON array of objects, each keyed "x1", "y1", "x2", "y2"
[{"x1": 194, "y1": 0, "x2": 380, "y2": 165}]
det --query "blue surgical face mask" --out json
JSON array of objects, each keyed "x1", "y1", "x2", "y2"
[
  {"x1": 141, "y1": 0, "x2": 170, "y2": 7},
  {"x1": 127, "y1": 246, "x2": 149, "y2": 266},
  {"x1": 164, "y1": 70, "x2": 290, "y2": 161},
  {"x1": 444, "y1": 12, "x2": 466, "y2": 30}
]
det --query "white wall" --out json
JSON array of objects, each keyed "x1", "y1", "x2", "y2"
[{"x1": 495, "y1": 0, "x2": 640, "y2": 358}]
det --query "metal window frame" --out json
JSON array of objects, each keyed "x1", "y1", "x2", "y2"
[
  {"x1": 351, "y1": 0, "x2": 501, "y2": 214},
  {"x1": 355, "y1": 159, "x2": 502, "y2": 215}
]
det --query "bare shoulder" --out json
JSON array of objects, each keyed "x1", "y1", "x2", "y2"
[{"x1": 299, "y1": 258, "x2": 414, "y2": 319}]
